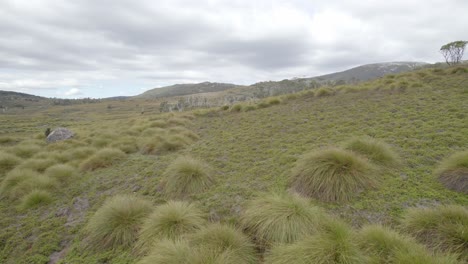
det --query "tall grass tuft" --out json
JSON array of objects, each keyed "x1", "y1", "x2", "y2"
[
  {"x1": 290, "y1": 148, "x2": 377, "y2": 202},
  {"x1": 85, "y1": 195, "x2": 153, "y2": 250},
  {"x1": 240, "y1": 193, "x2": 326, "y2": 246},
  {"x1": 190, "y1": 223, "x2": 257, "y2": 264},
  {"x1": 0, "y1": 152, "x2": 21, "y2": 175},
  {"x1": 0, "y1": 169, "x2": 37, "y2": 197},
  {"x1": 436, "y1": 150, "x2": 468, "y2": 194},
  {"x1": 163, "y1": 156, "x2": 215, "y2": 199},
  {"x1": 17, "y1": 158, "x2": 57, "y2": 173},
  {"x1": 264, "y1": 219, "x2": 367, "y2": 264},
  {"x1": 44, "y1": 164, "x2": 78, "y2": 184},
  {"x1": 401, "y1": 205, "x2": 468, "y2": 261},
  {"x1": 136, "y1": 201, "x2": 206, "y2": 255},
  {"x1": 357, "y1": 225, "x2": 459, "y2": 264},
  {"x1": 7, "y1": 144, "x2": 41, "y2": 159},
  {"x1": 80, "y1": 148, "x2": 126, "y2": 171},
  {"x1": 344, "y1": 137, "x2": 401, "y2": 167},
  {"x1": 137, "y1": 239, "x2": 193, "y2": 264},
  {"x1": 19, "y1": 190, "x2": 53, "y2": 210}
]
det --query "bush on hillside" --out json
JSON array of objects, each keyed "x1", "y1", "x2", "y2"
[
  {"x1": 436, "y1": 150, "x2": 468, "y2": 194},
  {"x1": 189, "y1": 223, "x2": 257, "y2": 264},
  {"x1": 264, "y1": 219, "x2": 366, "y2": 264},
  {"x1": 136, "y1": 201, "x2": 206, "y2": 255},
  {"x1": 357, "y1": 225, "x2": 459, "y2": 264},
  {"x1": 162, "y1": 156, "x2": 215, "y2": 199},
  {"x1": 344, "y1": 137, "x2": 401, "y2": 167},
  {"x1": 240, "y1": 193, "x2": 326, "y2": 247},
  {"x1": 79, "y1": 148, "x2": 126, "y2": 171},
  {"x1": 290, "y1": 148, "x2": 377, "y2": 202},
  {"x1": 85, "y1": 195, "x2": 153, "y2": 250},
  {"x1": 400, "y1": 205, "x2": 468, "y2": 261}
]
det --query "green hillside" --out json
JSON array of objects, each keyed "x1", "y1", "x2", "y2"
[{"x1": 0, "y1": 65, "x2": 467, "y2": 263}]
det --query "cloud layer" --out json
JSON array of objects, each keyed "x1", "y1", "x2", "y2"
[{"x1": 0, "y1": 0, "x2": 467, "y2": 98}]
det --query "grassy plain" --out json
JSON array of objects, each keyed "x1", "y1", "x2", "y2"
[{"x1": 0, "y1": 65, "x2": 467, "y2": 263}]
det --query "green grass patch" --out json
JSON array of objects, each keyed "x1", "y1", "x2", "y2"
[
  {"x1": 344, "y1": 136, "x2": 401, "y2": 167},
  {"x1": 79, "y1": 148, "x2": 126, "y2": 171},
  {"x1": 400, "y1": 205, "x2": 468, "y2": 261},
  {"x1": 0, "y1": 152, "x2": 21, "y2": 175},
  {"x1": 19, "y1": 190, "x2": 53, "y2": 210},
  {"x1": 85, "y1": 195, "x2": 153, "y2": 250},
  {"x1": 241, "y1": 193, "x2": 326, "y2": 247},
  {"x1": 162, "y1": 156, "x2": 215, "y2": 199},
  {"x1": 17, "y1": 158, "x2": 57, "y2": 173},
  {"x1": 290, "y1": 148, "x2": 377, "y2": 202},
  {"x1": 436, "y1": 150, "x2": 468, "y2": 194},
  {"x1": 136, "y1": 201, "x2": 206, "y2": 255},
  {"x1": 44, "y1": 164, "x2": 78, "y2": 184}
]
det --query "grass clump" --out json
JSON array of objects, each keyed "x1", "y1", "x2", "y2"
[
  {"x1": 85, "y1": 195, "x2": 153, "y2": 250},
  {"x1": 357, "y1": 225, "x2": 459, "y2": 264},
  {"x1": 79, "y1": 148, "x2": 126, "y2": 171},
  {"x1": 44, "y1": 164, "x2": 78, "y2": 183},
  {"x1": 190, "y1": 223, "x2": 257, "y2": 264},
  {"x1": 0, "y1": 169, "x2": 57, "y2": 199},
  {"x1": 400, "y1": 205, "x2": 468, "y2": 260},
  {"x1": 7, "y1": 144, "x2": 41, "y2": 159},
  {"x1": 19, "y1": 190, "x2": 53, "y2": 210},
  {"x1": 17, "y1": 158, "x2": 57, "y2": 173},
  {"x1": 315, "y1": 87, "x2": 335, "y2": 97},
  {"x1": 241, "y1": 193, "x2": 326, "y2": 246},
  {"x1": 264, "y1": 220, "x2": 366, "y2": 264},
  {"x1": 290, "y1": 148, "x2": 377, "y2": 202},
  {"x1": 344, "y1": 137, "x2": 401, "y2": 167},
  {"x1": 230, "y1": 104, "x2": 243, "y2": 112},
  {"x1": 163, "y1": 156, "x2": 215, "y2": 199},
  {"x1": 0, "y1": 152, "x2": 21, "y2": 175},
  {"x1": 0, "y1": 169, "x2": 37, "y2": 197},
  {"x1": 136, "y1": 201, "x2": 206, "y2": 254},
  {"x1": 436, "y1": 150, "x2": 468, "y2": 194},
  {"x1": 137, "y1": 239, "x2": 193, "y2": 264},
  {"x1": 110, "y1": 137, "x2": 139, "y2": 154}
]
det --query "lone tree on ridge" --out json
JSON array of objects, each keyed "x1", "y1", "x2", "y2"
[{"x1": 440, "y1": 40, "x2": 467, "y2": 65}]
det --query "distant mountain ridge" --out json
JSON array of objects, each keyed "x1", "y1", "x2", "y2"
[{"x1": 135, "y1": 82, "x2": 244, "y2": 99}]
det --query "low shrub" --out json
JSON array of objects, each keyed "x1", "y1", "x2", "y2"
[
  {"x1": 315, "y1": 87, "x2": 335, "y2": 97},
  {"x1": 163, "y1": 156, "x2": 214, "y2": 199},
  {"x1": 230, "y1": 104, "x2": 243, "y2": 112},
  {"x1": 357, "y1": 225, "x2": 459, "y2": 264},
  {"x1": 290, "y1": 148, "x2": 377, "y2": 202},
  {"x1": 136, "y1": 201, "x2": 206, "y2": 254},
  {"x1": 268, "y1": 98, "x2": 281, "y2": 105},
  {"x1": 264, "y1": 219, "x2": 366, "y2": 264},
  {"x1": 243, "y1": 105, "x2": 257, "y2": 112},
  {"x1": 19, "y1": 190, "x2": 53, "y2": 210},
  {"x1": 80, "y1": 148, "x2": 126, "y2": 171},
  {"x1": 344, "y1": 137, "x2": 401, "y2": 167},
  {"x1": 220, "y1": 105, "x2": 230, "y2": 111},
  {"x1": 450, "y1": 66, "x2": 468, "y2": 74},
  {"x1": 400, "y1": 205, "x2": 468, "y2": 261},
  {"x1": 436, "y1": 150, "x2": 468, "y2": 194},
  {"x1": 190, "y1": 223, "x2": 257, "y2": 264},
  {"x1": 241, "y1": 193, "x2": 326, "y2": 246},
  {"x1": 85, "y1": 195, "x2": 153, "y2": 250}
]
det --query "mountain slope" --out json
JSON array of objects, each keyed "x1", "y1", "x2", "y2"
[{"x1": 135, "y1": 82, "x2": 244, "y2": 99}]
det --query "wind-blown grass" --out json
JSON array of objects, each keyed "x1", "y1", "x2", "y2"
[
  {"x1": 400, "y1": 205, "x2": 468, "y2": 261},
  {"x1": 264, "y1": 219, "x2": 367, "y2": 264},
  {"x1": 436, "y1": 150, "x2": 468, "y2": 194},
  {"x1": 19, "y1": 190, "x2": 53, "y2": 210},
  {"x1": 7, "y1": 144, "x2": 41, "y2": 159},
  {"x1": 1, "y1": 169, "x2": 57, "y2": 199},
  {"x1": 136, "y1": 201, "x2": 206, "y2": 254},
  {"x1": 344, "y1": 137, "x2": 401, "y2": 167},
  {"x1": 17, "y1": 158, "x2": 57, "y2": 173},
  {"x1": 240, "y1": 193, "x2": 327, "y2": 246},
  {"x1": 44, "y1": 164, "x2": 78, "y2": 184},
  {"x1": 85, "y1": 195, "x2": 153, "y2": 250},
  {"x1": 357, "y1": 225, "x2": 459, "y2": 264},
  {"x1": 190, "y1": 223, "x2": 257, "y2": 264},
  {"x1": 0, "y1": 152, "x2": 21, "y2": 175},
  {"x1": 137, "y1": 239, "x2": 193, "y2": 264},
  {"x1": 79, "y1": 148, "x2": 126, "y2": 171},
  {"x1": 163, "y1": 156, "x2": 215, "y2": 199},
  {"x1": 290, "y1": 148, "x2": 377, "y2": 202}
]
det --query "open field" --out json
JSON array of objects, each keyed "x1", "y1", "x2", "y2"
[{"x1": 0, "y1": 65, "x2": 467, "y2": 263}]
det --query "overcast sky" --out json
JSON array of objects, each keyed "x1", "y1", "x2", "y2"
[{"x1": 0, "y1": 0, "x2": 466, "y2": 98}]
